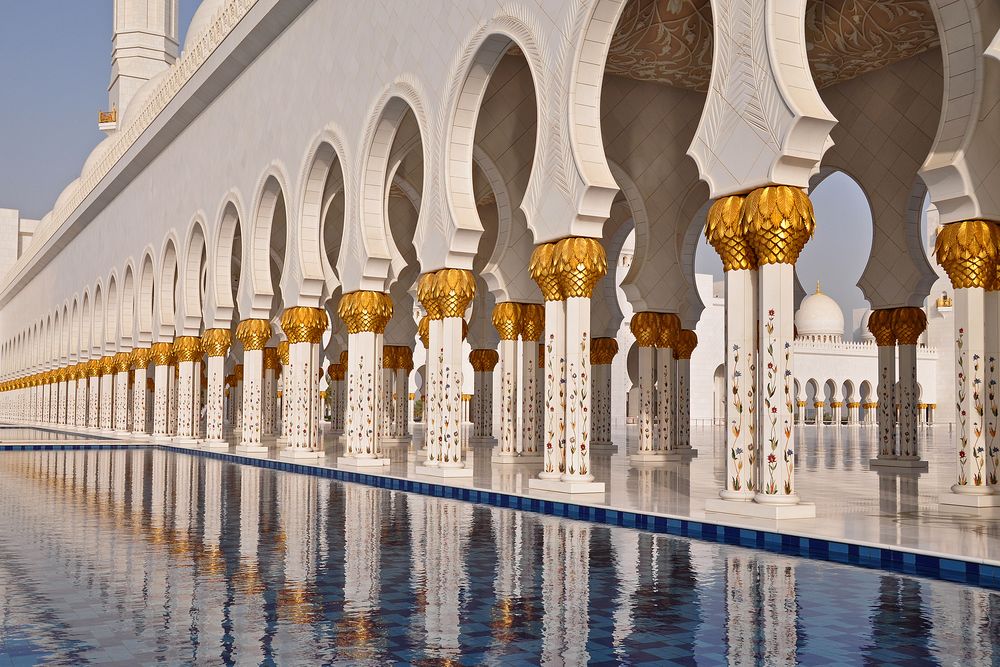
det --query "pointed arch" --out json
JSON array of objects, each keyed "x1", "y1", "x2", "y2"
[
  {"x1": 181, "y1": 216, "x2": 208, "y2": 335},
  {"x1": 158, "y1": 235, "x2": 179, "y2": 340},
  {"x1": 120, "y1": 261, "x2": 136, "y2": 348},
  {"x1": 137, "y1": 250, "x2": 155, "y2": 344},
  {"x1": 212, "y1": 197, "x2": 243, "y2": 328}
]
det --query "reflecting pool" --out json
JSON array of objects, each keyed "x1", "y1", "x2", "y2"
[{"x1": 0, "y1": 449, "x2": 997, "y2": 665}]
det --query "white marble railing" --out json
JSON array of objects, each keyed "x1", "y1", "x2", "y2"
[{"x1": 0, "y1": 0, "x2": 256, "y2": 293}]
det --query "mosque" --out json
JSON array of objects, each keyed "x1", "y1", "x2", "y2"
[{"x1": 0, "y1": 0, "x2": 997, "y2": 519}]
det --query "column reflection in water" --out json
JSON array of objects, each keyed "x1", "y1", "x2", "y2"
[{"x1": 340, "y1": 484, "x2": 381, "y2": 659}]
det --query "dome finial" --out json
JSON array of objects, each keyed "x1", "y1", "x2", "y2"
[{"x1": 815, "y1": 280, "x2": 822, "y2": 294}]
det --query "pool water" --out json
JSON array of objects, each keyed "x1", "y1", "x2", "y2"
[{"x1": 0, "y1": 449, "x2": 996, "y2": 666}]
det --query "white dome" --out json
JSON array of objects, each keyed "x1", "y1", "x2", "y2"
[
  {"x1": 860, "y1": 309, "x2": 875, "y2": 342},
  {"x1": 121, "y1": 69, "x2": 168, "y2": 129},
  {"x1": 183, "y1": 0, "x2": 226, "y2": 53},
  {"x1": 794, "y1": 284, "x2": 844, "y2": 337},
  {"x1": 81, "y1": 136, "x2": 115, "y2": 176},
  {"x1": 53, "y1": 178, "x2": 80, "y2": 213}
]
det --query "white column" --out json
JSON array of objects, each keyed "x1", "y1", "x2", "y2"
[
  {"x1": 114, "y1": 361, "x2": 130, "y2": 434},
  {"x1": 984, "y1": 290, "x2": 1000, "y2": 484},
  {"x1": 99, "y1": 360, "x2": 114, "y2": 431},
  {"x1": 262, "y1": 352, "x2": 277, "y2": 436},
  {"x1": 897, "y1": 344, "x2": 919, "y2": 459},
  {"x1": 540, "y1": 298, "x2": 565, "y2": 479},
  {"x1": 88, "y1": 368, "x2": 101, "y2": 429},
  {"x1": 339, "y1": 292, "x2": 391, "y2": 467},
  {"x1": 151, "y1": 343, "x2": 172, "y2": 438},
  {"x1": 518, "y1": 338, "x2": 540, "y2": 458},
  {"x1": 175, "y1": 360, "x2": 197, "y2": 441},
  {"x1": 590, "y1": 359, "x2": 612, "y2": 447},
  {"x1": 425, "y1": 318, "x2": 443, "y2": 463},
  {"x1": 562, "y1": 293, "x2": 596, "y2": 484},
  {"x1": 281, "y1": 312, "x2": 326, "y2": 460},
  {"x1": 234, "y1": 319, "x2": 271, "y2": 453},
  {"x1": 493, "y1": 335, "x2": 519, "y2": 460},
  {"x1": 633, "y1": 344, "x2": 657, "y2": 457},
  {"x1": 950, "y1": 287, "x2": 990, "y2": 496},
  {"x1": 204, "y1": 355, "x2": 226, "y2": 445},
  {"x1": 874, "y1": 332, "x2": 897, "y2": 459},
  {"x1": 675, "y1": 355, "x2": 692, "y2": 448},
  {"x1": 656, "y1": 344, "x2": 675, "y2": 453},
  {"x1": 131, "y1": 350, "x2": 149, "y2": 436}
]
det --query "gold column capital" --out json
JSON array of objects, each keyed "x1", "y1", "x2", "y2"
[
  {"x1": 673, "y1": 329, "x2": 698, "y2": 360},
  {"x1": 590, "y1": 337, "x2": 619, "y2": 365},
  {"x1": 280, "y1": 306, "x2": 328, "y2": 344},
  {"x1": 338, "y1": 291, "x2": 393, "y2": 334},
  {"x1": 492, "y1": 302, "x2": 523, "y2": 341},
  {"x1": 433, "y1": 269, "x2": 476, "y2": 318},
  {"x1": 86, "y1": 359, "x2": 101, "y2": 377},
  {"x1": 99, "y1": 355, "x2": 115, "y2": 376},
  {"x1": 172, "y1": 336, "x2": 203, "y2": 362},
  {"x1": 630, "y1": 312, "x2": 659, "y2": 348},
  {"x1": 131, "y1": 347, "x2": 151, "y2": 368},
  {"x1": 201, "y1": 328, "x2": 232, "y2": 357},
  {"x1": 417, "y1": 316, "x2": 430, "y2": 349},
  {"x1": 339, "y1": 350, "x2": 348, "y2": 367},
  {"x1": 382, "y1": 345, "x2": 397, "y2": 370},
  {"x1": 552, "y1": 237, "x2": 607, "y2": 298},
  {"x1": 235, "y1": 319, "x2": 272, "y2": 351},
  {"x1": 529, "y1": 242, "x2": 562, "y2": 301},
  {"x1": 277, "y1": 340, "x2": 290, "y2": 365},
  {"x1": 417, "y1": 273, "x2": 443, "y2": 320},
  {"x1": 112, "y1": 352, "x2": 131, "y2": 373},
  {"x1": 655, "y1": 313, "x2": 681, "y2": 349},
  {"x1": 519, "y1": 303, "x2": 544, "y2": 341},
  {"x1": 867, "y1": 309, "x2": 897, "y2": 347},
  {"x1": 263, "y1": 347, "x2": 280, "y2": 371},
  {"x1": 706, "y1": 194, "x2": 756, "y2": 271},
  {"x1": 891, "y1": 307, "x2": 927, "y2": 345},
  {"x1": 469, "y1": 348, "x2": 499, "y2": 372},
  {"x1": 934, "y1": 220, "x2": 998, "y2": 289},
  {"x1": 743, "y1": 185, "x2": 815, "y2": 265},
  {"x1": 150, "y1": 342, "x2": 173, "y2": 366}
]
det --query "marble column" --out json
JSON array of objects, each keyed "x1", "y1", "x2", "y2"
[
  {"x1": 379, "y1": 346, "x2": 395, "y2": 439},
  {"x1": 518, "y1": 303, "x2": 544, "y2": 461},
  {"x1": 655, "y1": 313, "x2": 680, "y2": 454},
  {"x1": 893, "y1": 307, "x2": 927, "y2": 464},
  {"x1": 339, "y1": 291, "x2": 393, "y2": 467},
  {"x1": 469, "y1": 348, "x2": 498, "y2": 444},
  {"x1": 233, "y1": 320, "x2": 270, "y2": 453},
  {"x1": 87, "y1": 359, "x2": 101, "y2": 429},
  {"x1": 705, "y1": 194, "x2": 758, "y2": 503},
  {"x1": 200, "y1": 329, "x2": 230, "y2": 446},
  {"x1": 847, "y1": 402, "x2": 860, "y2": 425},
  {"x1": 113, "y1": 352, "x2": 132, "y2": 434},
  {"x1": 58, "y1": 368, "x2": 69, "y2": 425},
  {"x1": 167, "y1": 362, "x2": 178, "y2": 436},
  {"x1": 65, "y1": 364, "x2": 78, "y2": 427},
  {"x1": 279, "y1": 306, "x2": 328, "y2": 459},
  {"x1": 630, "y1": 312, "x2": 661, "y2": 462},
  {"x1": 814, "y1": 401, "x2": 825, "y2": 427},
  {"x1": 589, "y1": 338, "x2": 618, "y2": 448},
  {"x1": 99, "y1": 356, "x2": 115, "y2": 431},
  {"x1": 328, "y1": 360, "x2": 344, "y2": 436},
  {"x1": 417, "y1": 277, "x2": 443, "y2": 464},
  {"x1": 674, "y1": 329, "x2": 698, "y2": 449},
  {"x1": 395, "y1": 349, "x2": 412, "y2": 439},
  {"x1": 262, "y1": 346, "x2": 279, "y2": 437},
  {"x1": 416, "y1": 270, "x2": 475, "y2": 477},
  {"x1": 868, "y1": 309, "x2": 898, "y2": 461},
  {"x1": 130, "y1": 348, "x2": 150, "y2": 436},
  {"x1": 529, "y1": 238, "x2": 606, "y2": 494},
  {"x1": 276, "y1": 340, "x2": 289, "y2": 443},
  {"x1": 491, "y1": 302, "x2": 521, "y2": 462},
  {"x1": 172, "y1": 336, "x2": 202, "y2": 443},
  {"x1": 150, "y1": 343, "x2": 173, "y2": 438},
  {"x1": 936, "y1": 220, "x2": 999, "y2": 506}
]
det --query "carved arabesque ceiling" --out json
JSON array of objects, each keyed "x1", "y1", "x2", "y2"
[{"x1": 604, "y1": 0, "x2": 939, "y2": 91}]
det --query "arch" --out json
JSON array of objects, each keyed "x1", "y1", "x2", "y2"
[
  {"x1": 212, "y1": 196, "x2": 243, "y2": 328},
  {"x1": 120, "y1": 261, "x2": 136, "y2": 348},
  {"x1": 137, "y1": 249, "x2": 156, "y2": 344},
  {"x1": 444, "y1": 25, "x2": 543, "y2": 266},
  {"x1": 52, "y1": 310, "x2": 61, "y2": 363},
  {"x1": 860, "y1": 380, "x2": 873, "y2": 403},
  {"x1": 247, "y1": 170, "x2": 290, "y2": 317},
  {"x1": 158, "y1": 235, "x2": 179, "y2": 339},
  {"x1": 295, "y1": 129, "x2": 350, "y2": 304},
  {"x1": 105, "y1": 271, "x2": 119, "y2": 350},
  {"x1": 80, "y1": 289, "x2": 91, "y2": 357},
  {"x1": 69, "y1": 297, "x2": 80, "y2": 361},
  {"x1": 841, "y1": 379, "x2": 856, "y2": 404},
  {"x1": 92, "y1": 281, "x2": 105, "y2": 355},
  {"x1": 181, "y1": 216, "x2": 208, "y2": 334},
  {"x1": 354, "y1": 84, "x2": 429, "y2": 289}
]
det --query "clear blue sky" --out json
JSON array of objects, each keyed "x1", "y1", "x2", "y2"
[
  {"x1": 1, "y1": 2, "x2": 878, "y2": 316},
  {"x1": 0, "y1": 0, "x2": 199, "y2": 220}
]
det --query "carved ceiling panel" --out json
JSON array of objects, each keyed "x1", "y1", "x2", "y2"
[{"x1": 604, "y1": 0, "x2": 939, "y2": 91}]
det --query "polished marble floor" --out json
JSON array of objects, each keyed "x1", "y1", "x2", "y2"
[{"x1": 0, "y1": 447, "x2": 997, "y2": 666}]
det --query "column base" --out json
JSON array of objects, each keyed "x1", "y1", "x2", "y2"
[
  {"x1": 415, "y1": 464, "x2": 473, "y2": 478},
  {"x1": 172, "y1": 436, "x2": 202, "y2": 446},
  {"x1": 234, "y1": 444, "x2": 269, "y2": 454},
  {"x1": 705, "y1": 498, "x2": 816, "y2": 519},
  {"x1": 630, "y1": 451, "x2": 668, "y2": 463},
  {"x1": 491, "y1": 453, "x2": 543, "y2": 465},
  {"x1": 202, "y1": 439, "x2": 230, "y2": 449},
  {"x1": 280, "y1": 448, "x2": 325, "y2": 460},
  {"x1": 590, "y1": 440, "x2": 616, "y2": 451},
  {"x1": 407, "y1": 448, "x2": 429, "y2": 462},
  {"x1": 869, "y1": 457, "x2": 928, "y2": 471},
  {"x1": 380, "y1": 436, "x2": 412, "y2": 446},
  {"x1": 528, "y1": 477, "x2": 605, "y2": 494},
  {"x1": 337, "y1": 455, "x2": 389, "y2": 468},
  {"x1": 469, "y1": 436, "x2": 497, "y2": 446},
  {"x1": 939, "y1": 492, "x2": 1000, "y2": 508}
]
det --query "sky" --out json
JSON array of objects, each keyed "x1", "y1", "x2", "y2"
[
  {"x1": 0, "y1": 1, "x2": 886, "y2": 317},
  {"x1": 0, "y1": 0, "x2": 199, "y2": 220}
]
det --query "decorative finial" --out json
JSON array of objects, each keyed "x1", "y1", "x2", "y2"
[{"x1": 815, "y1": 280, "x2": 822, "y2": 294}]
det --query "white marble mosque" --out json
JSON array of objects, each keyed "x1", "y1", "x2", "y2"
[{"x1": 0, "y1": 0, "x2": 999, "y2": 528}]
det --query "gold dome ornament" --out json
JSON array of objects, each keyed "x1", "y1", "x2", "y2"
[
  {"x1": 629, "y1": 312, "x2": 659, "y2": 348},
  {"x1": 891, "y1": 307, "x2": 927, "y2": 346},
  {"x1": 235, "y1": 319, "x2": 272, "y2": 351},
  {"x1": 934, "y1": 220, "x2": 999, "y2": 289},
  {"x1": 520, "y1": 304, "x2": 545, "y2": 342},
  {"x1": 491, "y1": 302, "x2": 523, "y2": 341},
  {"x1": 553, "y1": 237, "x2": 607, "y2": 298},
  {"x1": 432, "y1": 269, "x2": 475, "y2": 318},
  {"x1": 655, "y1": 313, "x2": 681, "y2": 349},
  {"x1": 706, "y1": 194, "x2": 756, "y2": 271},
  {"x1": 337, "y1": 291, "x2": 393, "y2": 334},
  {"x1": 742, "y1": 186, "x2": 816, "y2": 266},
  {"x1": 280, "y1": 306, "x2": 328, "y2": 344},
  {"x1": 529, "y1": 243, "x2": 561, "y2": 301},
  {"x1": 201, "y1": 329, "x2": 231, "y2": 357}
]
